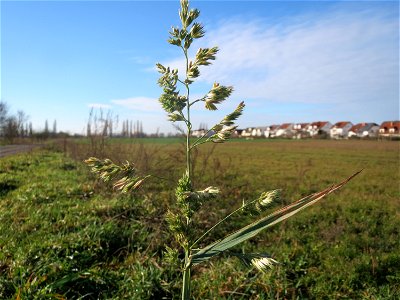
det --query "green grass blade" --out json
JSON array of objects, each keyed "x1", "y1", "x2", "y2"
[
  {"x1": 182, "y1": 265, "x2": 191, "y2": 300},
  {"x1": 191, "y1": 170, "x2": 362, "y2": 265}
]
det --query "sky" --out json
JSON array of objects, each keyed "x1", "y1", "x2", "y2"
[{"x1": 1, "y1": 0, "x2": 399, "y2": 135}]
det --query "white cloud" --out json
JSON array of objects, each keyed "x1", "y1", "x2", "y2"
[
  {"x1": 163, "y1": 7, "x2": 398, "y2": 109},
  {"x1": 129, "y1": 55, "x2": 152, "y2": 65},
  {"x1": 111, "y1": 97, "x2": 162, "y2": 112},
  {"x1": 115, "y1": 5, "x2": 398, "y2": 133},
  {"x1": 88, "y1": 103, "x2": 112, "y2": 109}
]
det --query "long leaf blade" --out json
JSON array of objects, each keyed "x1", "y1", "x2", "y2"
[{"x1": 191, "y1": 171, "x2": 362, "y2": 265}]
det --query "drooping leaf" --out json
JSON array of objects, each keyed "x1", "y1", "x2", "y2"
[{"x1": 191, "y1": 171, "x2": 362, "y2": 265}]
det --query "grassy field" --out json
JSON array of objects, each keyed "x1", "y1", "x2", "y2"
[{"x1": 0, "y1": 139, "x2": 399, "y2": 299}]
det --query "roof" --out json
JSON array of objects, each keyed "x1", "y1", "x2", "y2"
[
  {"x1": 309, "y1": 121, "x2": 330, "y2": 128},
  {"x1": 298, "y1": 123, "x2": 309, "y2": 127},
  {"x1": 333, "y1": 121, "x2": 352, "y2": 128},
  {"x1": 349, "y1": 123, "x2": 365, "y2": 132},
  {"x1": 380, "y1": 121, "x2": 400, "y2": 130},
  {"x1": 350, "y1": 123, "x2": 378, "y2": 133},
  {"x1": 279, "y1": 123, "x2": 293, "y2": 129},
  {"x1": 293, "y1": 123, "x2": 309, "y2": 129}
]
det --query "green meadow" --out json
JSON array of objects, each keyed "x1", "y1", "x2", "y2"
[{"x1": 0, "y1": 139, "x2": 399, "y2": 299}]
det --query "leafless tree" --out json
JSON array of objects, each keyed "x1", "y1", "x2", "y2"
[
  {"x1": 17, "y1": 110, "x2": 28, "y2": 137},
  {"x1": 3, "y1": 117, "x2": 18, "y2": 143},
  {"x1": 0, "y1": 102, "x2": 29, "y2": 142},
  {"x1": 0, "y1": 101, "x2": 10, "y2": 138},
  {"x1": 53, "y1": 120, "x2": 57, "y2": 136}
]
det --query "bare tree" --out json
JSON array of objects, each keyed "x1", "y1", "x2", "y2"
[
  {"x1": 43, "y1": 120, "x2": 49, "y2": 139},
  {"x1": 44, "y1": 120, "x2": 49, "y2": 134},
  {"x1": 0, "y1": 101, "x2": 8, "y2": 131},
  {"x1": 0, "y1": 103, "x2": 29, "y2": 142},
  {"x1": 3, "y1": 117, "x2": 18, "y2": 143},
  {"x1": 53, "y1": 120, "x2": 57, "y2": 136},
  {"x1": 139, "y1": 121, "x2": 143, "y2": 137},
  {"x1": 17, "y1": 110, "x2": 28, "y2": 137}
]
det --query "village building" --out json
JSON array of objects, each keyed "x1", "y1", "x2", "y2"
[
  {"x1": 379, "y1": 121, "x2": 400, "y2": 139},
  {"x1": 241, "y1": 127, "x2": 253, "y2": 138},
  {"x1": 275, "y1": 123, "x2": 294, "y2": 138},
  {"x1": 239, "y1": 127, "x2": 267, "y2": 138},
  {"x1": 330, "y1": 121, "x2": 353, "y2": 139},
  {"x1": 209, "y1": 121, "x2": 394, "y2": 140},
  {"x1": 191, "y1": 128, "x2": 211, "y2": 138},
  {"x1": 306, "y1": 121, "x2": 332, "y2": 137},
  {"x1": 264, "y1": 125, "x2": 279, "y2": 138},
  {"x1": 293, "y1": 123, "x2": 310, "y2": 139},
  {"x1": 348, "y1": 123, "x2": 379, "y2": 138},
  {"x1": 251, "y1": 127, "x2": 267, "y2": 137},
  {"x1": 233, "y1": 129, "x2": 244, "y2": 137}
]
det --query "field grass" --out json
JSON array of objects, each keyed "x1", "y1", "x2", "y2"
[{"x1": 0, "y1": 139, "x2": 399, "y2": 299}]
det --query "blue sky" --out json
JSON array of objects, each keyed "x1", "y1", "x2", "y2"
[{"x1": 2, "y1": 0, "x2": 399, "y2": 135}]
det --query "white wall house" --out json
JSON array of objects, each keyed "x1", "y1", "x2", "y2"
[
  {"x1": 234, "y1": 129, "x2": 244, "y2": 137},
  {"x1": 241, "y1": 128, "x2": 253, "y2": 138},
  {"x1": 264, "y1": 125, "x2": 279, "y2": 138},
  {"x1": 275, "y1": 123, "x2": 294, "y2": 137},
  {"x1": 293, "y1": 123, "x2": 310, "y2": 139},
  {"x1": 306, "y1": 121, "x2": 332, "y2": 137},
  {"x1": 330, "y1": 121, "x2": 353, "y2": 139},
  {"x1": 191, "y1": 129, "x2": 208, "y2": 138},
  {"x1": 348, "y1": 123, "x2": 379, "y2": 138},
  {"x1": 251, "y1": 127, "x2": 266, "y2": 137},
  {"x1": 379, "y1": 121, "x2": 400, "y2": 138}
]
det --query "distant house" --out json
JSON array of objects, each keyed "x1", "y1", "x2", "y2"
[
  {"x1": 275, "y1": 123, "x2": 294, "y2": 137},
  {"x1": 306, "y1": 121, "x2": 332, "y2": 137},
  {"x1": 241, "y1": 128, "x2": 253, "y2": 138},
  {"x1": 239, "y1": 127, "x2": 266, "y2": 138},
  {"x1": 293, "y1": 123, "x2": 310, "y2": 139},
  {"x1": 348, "y1": 123, "x2": 379, "y2": 138},
  {"x1": 379, "y1": 121, "x2": 400, "y2": 138},
  {"x1": 191, "y1": 129, "x2": 210, "y2": 138},
  {"x1": 251, "y1": 127, "x2": 267, "y2": 137},
  {"x1": 265, "y1": 125, "x2": 279, "y2": 138},
  {"x1": 330, "y1": 121, "x2": 353, "y2": 139},
  {"x1": 234, "y1": 129, "x2": 244, "y2": 137}
]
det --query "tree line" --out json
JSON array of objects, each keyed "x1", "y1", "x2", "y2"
[
  {"x1": 0, "y1": 101, "x2": 62, "y2": 143},
  {"x1": 1, "y1": 102, "x2": 170, "y2": 144}
]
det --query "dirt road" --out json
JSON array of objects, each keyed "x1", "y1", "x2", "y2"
[{"x1": 0, "y1": 144, "x2": 44, "y2": 158}]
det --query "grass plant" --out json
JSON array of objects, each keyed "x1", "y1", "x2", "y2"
[
  {"x1": 1, "y1": 2, "x2": 397, "y2": 300},
  {"x1": 84, "y1": 1, "x2": 362, "y2": 298}
]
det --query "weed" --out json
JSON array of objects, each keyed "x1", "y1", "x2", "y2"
[{"x1": 84, "y1": 1, "x2": 362, "y2": 299}]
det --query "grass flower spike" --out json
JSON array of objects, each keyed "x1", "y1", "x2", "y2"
[
  {"x1": 251, "y1": 256, "x2": 279, "y2": 272},
  {"x1": 256, "y1": 189, "x2": 281, "y2": 211},
  {"x1": 204, "y1": 83, "x2": 234, "y2": 111},
  {"x1": 84, "y1": 157, "x2": 149, "y2": 193}
]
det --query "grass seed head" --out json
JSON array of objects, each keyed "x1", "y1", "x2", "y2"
[
  {"x1": 251, "y1": 256, "x2": 279, "y2": 272},
  {"x1": 256, "y1": 189, "x2": 281, "y2": 211}
]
